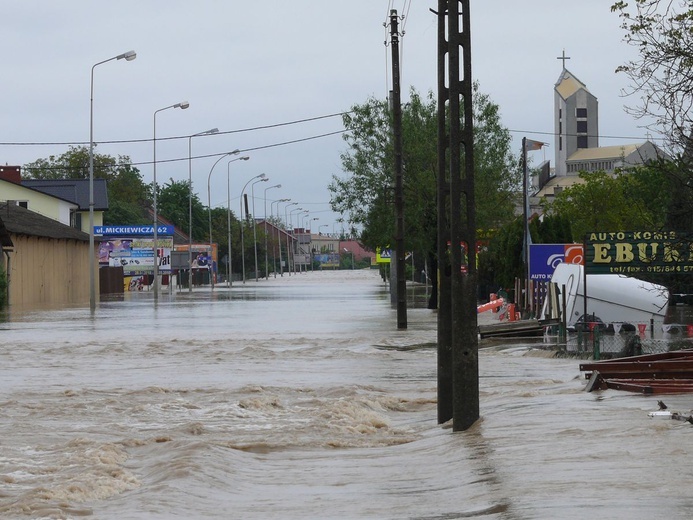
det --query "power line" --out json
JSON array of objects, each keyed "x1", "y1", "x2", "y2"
[
  {"x1": 24, "y1": 129, "x2": 349, "y2": 171},
  {"x1": 0, "y1": 111, "x2": 350, "y2": 147},
  {"x1": 508, "y1": 128, "x2": 666, "y2": 142}
]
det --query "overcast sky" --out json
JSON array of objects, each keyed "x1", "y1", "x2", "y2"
[{"x1": 2, "y1": 1, "x2": 649, "y2": 233}]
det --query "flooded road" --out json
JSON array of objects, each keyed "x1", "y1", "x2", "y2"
[{"x1": 1, "y1": 269, "x2": 692, "y2": 519}]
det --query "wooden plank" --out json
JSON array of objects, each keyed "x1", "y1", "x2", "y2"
[
  {"x1": 478, "y1": 319, "x2": 543, "y2": 339},
  {"x1": 580, "y1": 360, "x2": 693, "y2": 374},
  {"x1": 583, "y1": 350, "x2": 693, "y2": 366},
  {"x1": 603, "y1": 379, "x2": 693, "y2": 395}
]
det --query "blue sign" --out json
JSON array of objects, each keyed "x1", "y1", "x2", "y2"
[
  {"x1": 94, "y1": 225, "x2": 174, "y2": 236},
  {"x1": 529, "y1": 244, "x2": 584, "y2": 280}
]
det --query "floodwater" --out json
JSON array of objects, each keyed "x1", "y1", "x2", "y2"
[{"x1": 1, "y1": 269, "x2": 692, "y2": 520}]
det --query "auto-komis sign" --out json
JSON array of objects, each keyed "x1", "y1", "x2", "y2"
[{"x1": 585, "y1": 231, "x2": 693, "y2": 275}]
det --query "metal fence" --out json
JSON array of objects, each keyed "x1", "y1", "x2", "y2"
[{"x1": 552, "y1": 329, "x2": 693, "y2": 358}]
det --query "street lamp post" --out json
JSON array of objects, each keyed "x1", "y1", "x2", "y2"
[
  {"x1": 263, "y1": 184, "x2": 281, "y2": 279},
  {"x1": 240, "y1": 173, "x2": 266, "y2": 283},
  {"x1": 289, "y1": 207, "x2": 304, "y2": 274},
  {"x1": 309, "y1": 217, "x2": 319, "y2": 272},
  {"x1": 207, "y1": 150, "x2": 241, "y2": 290},
  {"x1": 226, "y1": 155, "x2": 250, "y2": 287},
  {"x1": 298, "y1": 210, "x2": 309, "y2": 273},
  {"x1": 89, "y1": 49, "x2": 136, "y2": 312},
  {"x1": 188, "y1": 128, "x2": 219, "y2": 293},
  {"x1": 153, "y1": 101, "x2": 189, "y2": 302},
  {"x1": 271, "y1": 198, "x2": 290, "y2": 277},
  {"x1": 284, "y1": 202, "x2": 298, "y2": 275},
  {"x1": 251, "y1": 177, "x2": 269, "y2": 281}
]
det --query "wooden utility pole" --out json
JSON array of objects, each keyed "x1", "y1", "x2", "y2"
[
  {"x1": 390, "y1": 9, "x2": 407, "y2": 330},
  {"x1": 437, "y1": 0, "x2": 479, "y2": 431}
]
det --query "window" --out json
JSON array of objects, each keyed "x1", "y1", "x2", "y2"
[
  {"x1": 559, "y1": 136, "x2": 562, "y2": 151},
  {"x1": 577, "y1": 136, "x2": 588, "y2": 148},
  {"x1": 576, "y1": 108, "x2": 587, "y2": 118},
  {"x1": 576, "y1": 121, "x2": 588, "y2": 133}
]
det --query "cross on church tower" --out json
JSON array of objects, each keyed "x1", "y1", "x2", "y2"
[{"x1": 557, "y1": 49, "x2": 571, "y2": 69}]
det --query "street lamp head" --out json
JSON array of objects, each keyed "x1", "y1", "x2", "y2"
[
  {"x1": 175, "y1": 101, "x2": 190, "y2": 110},
  {"x1": 230, "y1": 149, "x2": 241, "y2": 155},
  {"x1": 258, "y1": 173, "x2": 266, "y2": 180},
  {"x1": 240, "y1": 156, "x2": 250, "y2": 161},
  {"x1": 117, "y1": 50, "x2": 137, "y2": 61}
]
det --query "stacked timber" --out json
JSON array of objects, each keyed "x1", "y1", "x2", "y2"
[
  {"x1": 478, "y1": 319, "x2": 543, "y2": 339},
  {"x1": 580, "y1": 349, "x2": 693, "y2": 394}
]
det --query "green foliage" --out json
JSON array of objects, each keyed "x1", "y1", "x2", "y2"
[
  {"x1": 478, "y1": 214, "x2": 573, "y2": 292},
  {"x1": 479, "y1": 217, "x2": 524, "y2": 291},
  {"x1": 543, "y1": 166, "x2": 673, "y2": 241},
  {"x1": 611, "y1": 0, "x2": 693, "y2": 147},
  {"x1": 330, "y1": 85, "x2": 520, "y2": 257},
  {"x1": 156, "y1": 179, "x2": 211, "y2": 241},
  {"x1": 23, "y1": 145, "x2": 150, "y2": 225}
]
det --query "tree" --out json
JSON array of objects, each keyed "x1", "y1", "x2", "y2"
[
  {"x1": 611, "y1": 1, "x2": 693, "y2": 149},
  {"x1": 543, "y1": 170, "x2": 668, "y2": 241},
  {"x1": 329, "y1": 85, "x2": 520, "y2": 263},
  {"x1": 23, "y1": 145, "x2": 150, "y2": 225},
  {"x1": 478, "y1": 214, "x2": 573, "y2": 296},
  {"x1": 157, "y1": 179, "x2": 210, "y2": 241}
]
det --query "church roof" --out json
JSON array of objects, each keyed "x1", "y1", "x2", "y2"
[
  {"x1": 555, "y1": 69, "x2": 590, "y2": 100},
  {"x1": 533, "y1": 175, "x2": 587, "y2": 199},
  {"x1": 567, "y1": 144, "x2": 641, "y2": 161}
]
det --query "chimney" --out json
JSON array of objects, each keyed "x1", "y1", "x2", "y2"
[{"x1": 0, "y1": 166, "x2": 21, "y2": 184}]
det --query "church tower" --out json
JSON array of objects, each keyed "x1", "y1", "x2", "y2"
[{"x1": 554, "y1": 59, "x2": 599, "y2": 176}]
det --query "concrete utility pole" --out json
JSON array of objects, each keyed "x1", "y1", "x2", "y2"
[
  {"x1": 437, "y1": 0, "x2": 479, "y2": 432},
  {"x1": 436, "y1": 1, "x2": 453, "y2": 424},
  {"x1": 390, "y1": 10, "x2": 407, "y2": 330}
]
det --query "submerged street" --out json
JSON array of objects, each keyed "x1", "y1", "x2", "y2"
[{"x1": 1, "y1": 269, "x2": 692, "y2": 519}]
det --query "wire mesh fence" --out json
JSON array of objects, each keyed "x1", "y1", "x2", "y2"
[{"x1": 547, "y1": 329, "x2": 693, "y2": 359}]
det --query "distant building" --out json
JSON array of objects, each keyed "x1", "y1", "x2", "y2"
[{"x1": 530, "y1": 60, "x2": 669, "y2": 208}]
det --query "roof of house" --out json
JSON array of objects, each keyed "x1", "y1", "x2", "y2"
[
  {"x1": 22, "y1": 178, "x2": 109, "y2": 211},
  {"x1": 0, "y1": 203, "x2": 89, "y2": 241}
]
